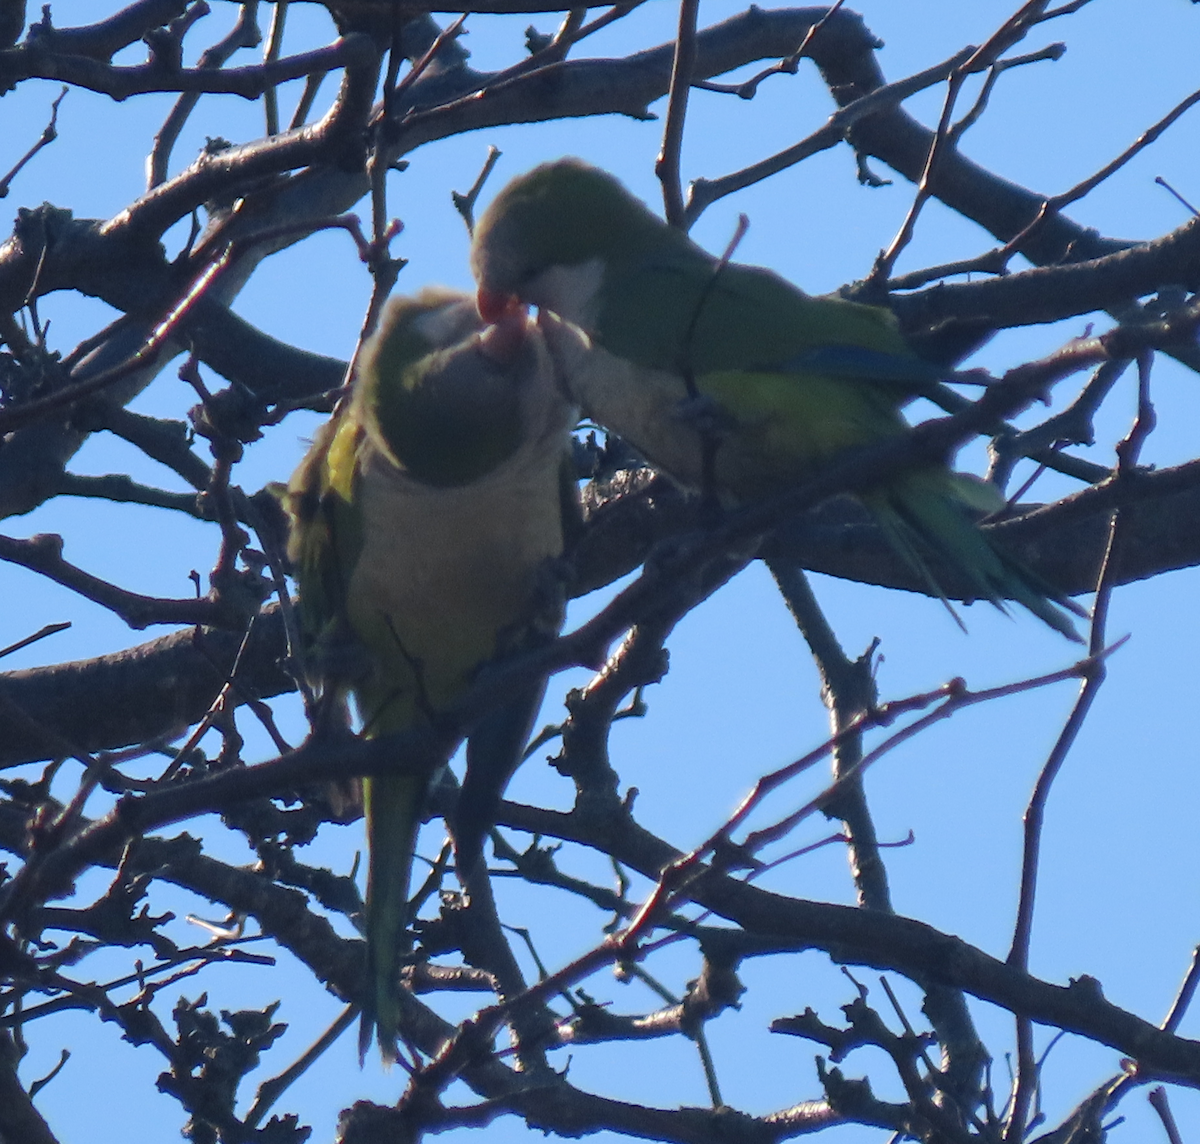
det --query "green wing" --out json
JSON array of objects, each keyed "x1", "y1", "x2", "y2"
[
  {"x1": 590, "y1": 246, "x2": 1081, "y2": 637},
  {"x1": 284, "y1": 291, "x2": 577, "y2": 1062},
  {"x1": 596, "y1": 245, "x2": 931, "y2": 384}
]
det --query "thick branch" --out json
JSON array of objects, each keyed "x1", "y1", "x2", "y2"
[
  {"x1": 0, "y1": 1032, "x2": 61, "y2": 1144},
  {"x1": 0, "y1": 533, "x2": 239, "y2": 629},
  {"x1": 770, "y1": 458, "x2": 1200, "y2": 598},
  {"x1": 1, "y1": 36, "x2": 374, "y2": 101},
  {"x1": 791, "y1": 7, "x2": 1128, "y2": 267},
  {"x1": 3, "y1": 455, "x2": 1199, "y2": 769},
  {"x1": 583, "y1": 458, "x2": 1200, "y2": 601},
  {"x1": 493, "y1": 798, "x2": 1200, "y2": 1087},
  {"x1": 0, "y1": 801, "x2": 360, "y2": 999},
  {"x1": 892, "y1": 218, "x2": 1200, "y2": 336},
  {"x1": 0, "y1": 606, "x2": 293, "y2": 769},
  {"x1": 6, "y1": 708, "x2": 1200, "y2": 1091},
  {"x1": 20, "y1": 1, "x2": 189, "y2": 61}
]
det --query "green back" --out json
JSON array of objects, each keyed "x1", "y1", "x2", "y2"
[
  {"x1": 474, "y1": 158, "x2": 937, "y2": 393},
  {"x1": 596, "y1": 246, "x2": 917, "y2": 380}
]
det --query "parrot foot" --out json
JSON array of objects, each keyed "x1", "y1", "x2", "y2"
[
  {"x1": 492, "y1": 556, "x2": 570, "y2": 656},
  {"x1": 670, "y1": 395, "x2": 737, "y2": 515},
  {"x1": 670, "y1": 392, "x2": 738, "y2": 440},
  {"x1": 306, "y1": 625, "x2": 375, "y2": 694}
]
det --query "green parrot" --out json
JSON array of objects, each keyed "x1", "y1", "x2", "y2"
[
  {"x1": 283, "y1": 287, "x2": 580, "y2": 1061},
  {"x1": 470, "y1": 158, "x2": 1081, "y2": 638}
]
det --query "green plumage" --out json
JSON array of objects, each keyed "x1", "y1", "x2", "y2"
[
  {"x1": 283, "y1": 288, "x2": 578, "y2": 1061},
  {"x1": 471, "y1": 159, "x2": 1081, "y2": 638}
]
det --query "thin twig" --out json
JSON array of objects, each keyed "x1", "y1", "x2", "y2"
[
  {"x1": 1148, "y1": 1087, "x2": 1185, "y2": 1144},
  {"x1": 948, "y1": 44, "x2": 1064, "y2": 143},
  {"x1": 987, "y1": 359, "x2": 1130, "y2": 491},
  {"x1": 451, "y1": 145, "x2": 502, "y2": 236},
  {"x1": 0, "y1": 533, "x2": 228, "y2": 629},
  {"x1": 287, "y1": 68, "x2": 327, "y2": 130},
  {"x1": 147, "y1": 2, "x2": 263, "y2": 189},
  {"x1": 693, "y1": 0, "x2": 845, "y2": 100},
  {"x1": 382, "y1": 13, "x2": 467, "y2": 117},
  {"x1": 962, "y1": 83, "x2": 1200, "y2": 278},
  {"x1": 0, "y1": 87, "x2": 67, "y2": 199},
  {"x1": 686, "y1": 45, "x2": 975, "y2": 225},
  {"x1": 620, "y1": 649, "x2": 1116, "y2": 954},
  {"x1": 54, "y1": 472, "x2": 203, "y2": 516},
  {"x1": 245, "y1": 1005, "x2": 357, "y2": 1128},
  {"x1": 1155, "y1": 176, "x2": 1199, "y2": 218},
  {"x1": 657, "y1": 0, "x2": 700, "y2": 228},
  {"x1": 477, "y1": 3, "x2": 645, "y2": 90},
  {"x1": 262, "y1": 0, "x2": 288, "y2": 137},
  {"x1": 380, "y1": 2, "x2": 406, "y2": 125},
  {"x1": 1005, "y1": 351, "x2": 1156, "y2": 1144},
  {"x1": 1163, "y1": 947, "x2": 1200, "y2": 1034},
  {"x1": 767, "y1": 562, "x2": 890, "y2": 910},
  {"x1": 1055, "y1": 86, "x2": 1200, "y2": 213},
  {"x1": 4, "y1": 941, "x2": 277, "y2": 1028},
  {"x1": 737, "y1": 650, "x2": 1116, "y2": 862},
  {"x1": 0, "y1": 214, "x2": 367, "y2": 436},
  {"x1": 872, "y1": 71, "x2": 965, "y2": 283},
  {"x1": 26, "y1": 1050, "x2": 69, "y2": 1099},
  {"x1": 874, "y1": 1, "x2": 1060, "y2": 282},
  {"x1": 624, "y1": 965, "x2": 724, "y2": 1108},
  {"x1": 543, "y1": 8, "x2": 587, "y2": 61},
  {"x1": 159, "y1": 612, "x2": 264, "y2": 781},
  {"x1": 0, "y1": 623, "x2": 72, "y2": 661}
]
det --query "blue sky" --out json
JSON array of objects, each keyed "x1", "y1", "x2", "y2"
[{"x1": 4, "y1": 2, "x2": 1200, "y2": 1142}]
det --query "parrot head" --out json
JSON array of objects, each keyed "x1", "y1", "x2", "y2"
[
  {"x1": 472, "y1": 157, "x2": 666, "y2": 327},
  {"x1": 354, "y1": 288, "x2": 544, "y2": 489}
]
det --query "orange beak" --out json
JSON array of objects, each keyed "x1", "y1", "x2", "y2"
[
  {"x1": 477, "y1": 293, "x2": 530, "y2": 364},
  {"x1": 477, "y1": 287, "x2": 523, "y2": 325}
]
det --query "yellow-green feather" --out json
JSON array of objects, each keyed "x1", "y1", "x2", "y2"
[
  {"x1": 284, "y1": 289, "x2": 577, "y2": 1063},
  {"x1": 474, "y1": 159, "x2": 1081, "y2": 638}
]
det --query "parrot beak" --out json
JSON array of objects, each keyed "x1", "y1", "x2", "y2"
[
  {"x1": 477, "y1": 289, "x2": 530, "y2": 364},
  {"x1": 478, "y1": 301, "x2": 530, "y2": 365},
  {"x1": 477, "y1": 287, "x2": 523, "y2": 325}
]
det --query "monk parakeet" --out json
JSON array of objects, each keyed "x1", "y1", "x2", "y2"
[
  {"x1": 470, "y1": 158, "x2": 1080, "y2": 638},
  {"x1": 283, "y1": 287, "x2": 579, "y2": 1061}
]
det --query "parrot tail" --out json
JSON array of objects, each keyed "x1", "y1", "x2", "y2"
[
  {"x1": 454, "y1": 676, "x2": 549, "y2": 874},
  {"x1": 863, "y1": 471, "x2": 1085, "y2": 642},
  {"x1": 359, "y1": 770, "x2": 425, "y2": 1065}
]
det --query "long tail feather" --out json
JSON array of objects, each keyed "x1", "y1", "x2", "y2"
[
  {"x1": 455, "y1": 679, "x2": 548, "y2": 875},
  {"x1": 862, "y1": 472, "x2": 1084, "y2": 642},
  {"x1": 359, "y1": 770, "x2": 425, "y2": 1064}
]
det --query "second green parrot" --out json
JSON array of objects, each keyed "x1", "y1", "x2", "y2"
[
  {"x1": 284, "y1": 288, "x2": 580, "y2": 1061},
  {"x1": 470, "y1": 158, "x2": 1080, "y2": 638}
]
